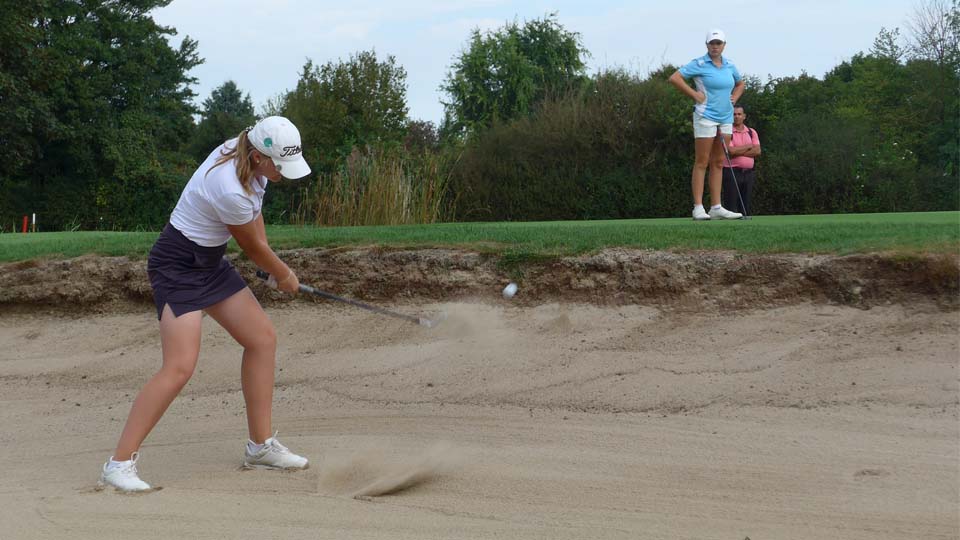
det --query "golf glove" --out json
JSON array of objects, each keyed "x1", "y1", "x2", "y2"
[{"x1": 265, "y1": 274, "x2": 279, "y2": 289}]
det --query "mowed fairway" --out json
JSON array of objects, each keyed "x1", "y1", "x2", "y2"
[{"x1": 1, "y1": 211, "x2": 957, "y2": 263}]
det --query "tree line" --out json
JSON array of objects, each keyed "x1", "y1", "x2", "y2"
[{"x1": 1, "y1": 0, "x2": 957, "y2": 231}]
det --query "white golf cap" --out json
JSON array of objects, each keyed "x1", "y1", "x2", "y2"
[
  {"x1": 706, "y1": 29, "x2": 726, "y2": 43},
  {"x1": 247, "y1": 116, "x2": 311, "y2": 179}
]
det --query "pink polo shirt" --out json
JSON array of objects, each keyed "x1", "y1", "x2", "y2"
[{"x1": 728, "y1": 125, "x2": 760, "y2": 169}]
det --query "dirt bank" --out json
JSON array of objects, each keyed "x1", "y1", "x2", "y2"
[{"x1": 1, "y1": 248, "x2": 957, "y2": 313}]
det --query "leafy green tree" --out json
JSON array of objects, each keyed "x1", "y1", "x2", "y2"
[
  {"x1": 259, "y1": 92, "x2": 288, "y2": 118},
  {"x1": 0, "y1": 1, "x2": 62, "y2": 184},
  {"x1": 871, "y1": 27, "x2": 905, "y2": 62},
  {"x1": 0, "y1": 0, "x2": 201, "y2": 230},
  {"x1": 202, "y1": 80, "x2": 255, "y2": 117},
  {"x1": 403, "y1": 120, "x2": 439, "y2": 153},
  {"x1": 283, "y1": 51, "x2": 409, "y2": 171},
  {"x1": 262, "y1": 51, "x2": 408, "y2": 223},
  {"x1": 188, "y1": 80, "x2": 256, "y2": 162},
  {"x1": 906, "y1": 0, "x2": 960, "y2": 69},
  {"x1": 903, "y1": 0, "x2": 960, "y2": 185},
  {"x1": 441, "y1": 13, "x2": 589, "y2": 137}
]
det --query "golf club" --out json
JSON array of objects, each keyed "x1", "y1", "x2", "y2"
[
  {"x1": 718, "y1": 128, "x2": 752, "y2": 220},
  {"x1": 256, "y1": 270, "x2": 445, "y2": 328}
]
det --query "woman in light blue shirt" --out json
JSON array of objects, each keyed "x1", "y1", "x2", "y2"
[{"x1": 669, "y1": 29, "x2": 745, "y2": 220}]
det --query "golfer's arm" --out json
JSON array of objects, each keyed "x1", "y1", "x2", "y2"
[
  {"x1": 668, "y1": 71, "x2": 699, "y2": 100},
  {"x1": 731, "y1": 79, "x2": 745, "y2": 104},
  {"x1": 227, "y1": 214, "x2": 291, "y2": 279}
]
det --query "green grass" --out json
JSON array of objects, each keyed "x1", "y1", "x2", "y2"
[{"x1": 1, "y1": 212, "x2": 957, "y2": 264}]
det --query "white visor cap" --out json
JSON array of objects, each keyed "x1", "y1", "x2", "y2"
[
  {"x1": 248, "y1": 116, "x2": 311, "y2": 179},
  {"x1": 706, "y1": 29, "x2": 726, "y2": 43}
]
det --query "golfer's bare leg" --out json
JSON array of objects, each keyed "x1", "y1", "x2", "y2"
[
  {"x1": 113, "y1": 305, "x2": 202, "y2": 460},
  {"x1": 708, "y1": 135, "x2": 730, "y2": 207},
  {"x1": 205, "y1": 288, "x2": 276, "y2": 444},
  {"x1": 692, "y1": 137, "x2": 715, "y2": 205}
]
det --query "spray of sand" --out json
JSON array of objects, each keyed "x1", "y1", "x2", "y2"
[{"x1": 318, "y1": 442, "x2": 465, "y2": 499}]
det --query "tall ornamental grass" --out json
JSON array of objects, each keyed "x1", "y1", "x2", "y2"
[{"x1": 298, "y1": 148, "x2": 453, "y2": 226}]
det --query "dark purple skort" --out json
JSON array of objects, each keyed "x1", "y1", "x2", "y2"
[{"x1": 147, "y1": 223, "x2": 247, "y2": 320}]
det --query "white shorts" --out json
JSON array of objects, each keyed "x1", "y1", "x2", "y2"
[{"x1": 693, "y1": 112, "x2": 733, "y2": 138}]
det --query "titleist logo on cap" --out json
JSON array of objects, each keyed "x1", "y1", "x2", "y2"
[{"x1": 279, "y1": 145, "x2": 302, "y2": 157}]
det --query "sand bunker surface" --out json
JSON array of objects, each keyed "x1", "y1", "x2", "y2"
[{"x1": 1, "y1": 297, "x2": 957, "y2": 539}]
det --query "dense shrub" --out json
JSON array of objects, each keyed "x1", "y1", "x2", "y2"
[
  {"x1": 447, "y1": 53, "x2": 959, "y2": 220},
  {"x1": 447, "y1": 68, "x2": 695, "y2": 220}
]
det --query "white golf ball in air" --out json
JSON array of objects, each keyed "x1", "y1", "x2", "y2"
[{"x1": 502, "y1": 282, "x2": 518, "y2": 299}]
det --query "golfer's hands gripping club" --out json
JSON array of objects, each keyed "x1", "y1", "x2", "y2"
[{"x1": 259, "y1": 269, "x2": 299, "y2": 294}]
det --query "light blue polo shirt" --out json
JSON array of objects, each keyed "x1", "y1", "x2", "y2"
[{"x1": 678, "y1": 54, "x2": 742, "y2": 123}]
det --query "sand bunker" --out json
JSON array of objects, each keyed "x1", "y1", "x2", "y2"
[{"x1": 0, "y1": 296, "x2": 957, "y2": 538}]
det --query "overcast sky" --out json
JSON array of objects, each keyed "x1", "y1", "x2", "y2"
[{"x1": 153, "y1": 0, "x2": 916, "y2": 124}]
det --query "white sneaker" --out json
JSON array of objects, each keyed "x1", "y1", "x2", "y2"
[
  {"x1": 708, "y1": 206, "x2": 743, "y2": 220},
  {"x1": 692, "y1": 207, "x2": 711, "y2": 220},
  {"x1": 243, "y1": 434, "x2": 309, "y2": 470},
  {"x1": 99, "y1": 452, "x2": 152, "y2": 492}
]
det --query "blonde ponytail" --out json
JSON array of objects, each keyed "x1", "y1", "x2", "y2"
[{"x1": 207, "y1": 129, "x2": 259, "y2": 195}]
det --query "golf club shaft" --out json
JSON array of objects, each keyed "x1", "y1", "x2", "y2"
[
  {"x1": 718, "y1": 129, "x2": 750, "y2": 217},
  {"x1": 255, "y1": 270, "x2": 425, "y2": 326}
]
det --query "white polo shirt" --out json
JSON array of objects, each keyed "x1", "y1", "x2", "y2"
[{"x1": 170, "y1": 139, "x2": 267, "y2": 247}]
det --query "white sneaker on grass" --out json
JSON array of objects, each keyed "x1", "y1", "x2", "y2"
[
  {"x1": 99, "y1": 452, "x2": 152, "y2": 492},
  {"x1": 243, "y1": 433, "x2": 309, "y2": 470},
  {"x1": 708, "y1": 206, "x2": 743, "y2": 220},
  {"x1": 692, "y1": 206, "x2": 711, "y2": 220}
]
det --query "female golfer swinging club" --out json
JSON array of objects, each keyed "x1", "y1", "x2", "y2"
[
  {"x1": 99, "y1": 116, "x2": 310, "y2": 491},
  {"x1": 668, "y1": 29, "x2": 744, "y2": 221}
]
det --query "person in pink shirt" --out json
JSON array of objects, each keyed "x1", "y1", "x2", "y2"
[{"x1": 721, "y1": 105, "x2": 761, "y2": 215}]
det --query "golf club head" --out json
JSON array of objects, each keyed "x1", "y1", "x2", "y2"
[
  {"x1": 739, "y1": 216, "x2": 752, "y2": 220},
  {"x1": 419, "y1": 311, "x2": 448, "y2": 329}
]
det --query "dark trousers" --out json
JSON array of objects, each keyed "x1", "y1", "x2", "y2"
[{"x1": 721, "y1": 167, "x2": 756, "y2": 215}]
